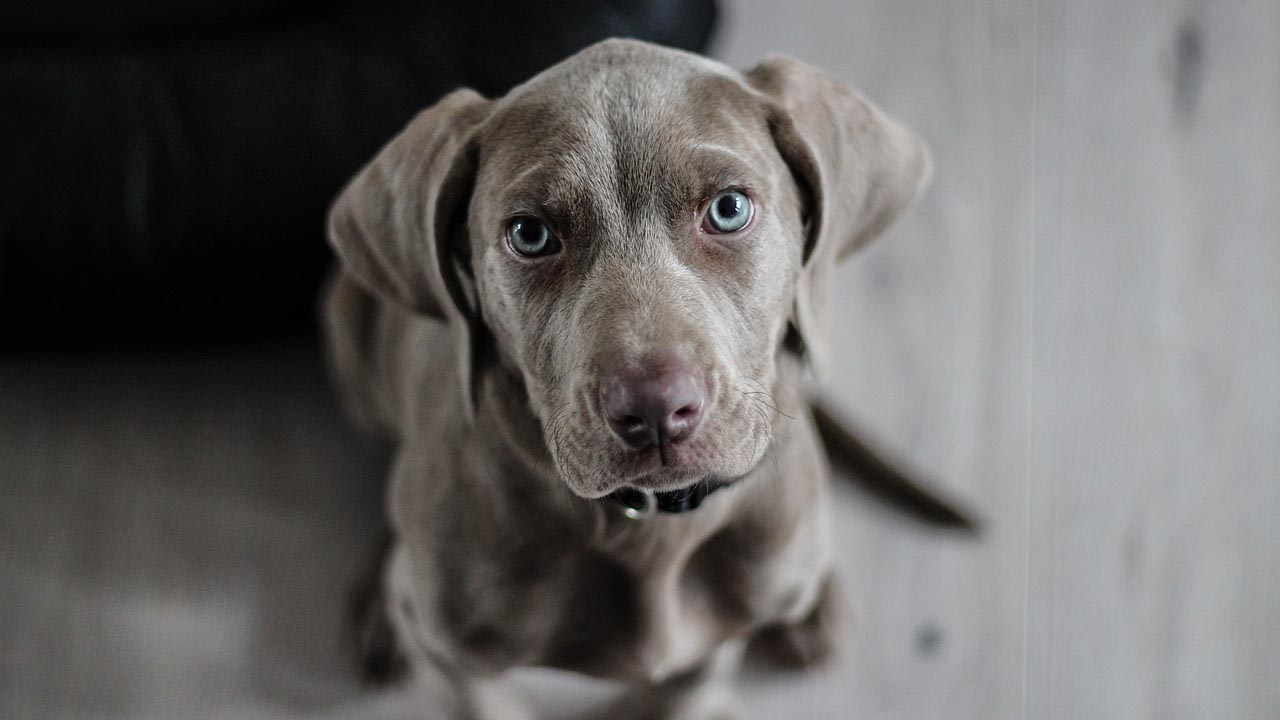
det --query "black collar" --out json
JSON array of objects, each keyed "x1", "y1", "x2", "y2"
[
  {"x1": 606, "y1": 477, "x2": 740, "y2": 516},
  {"x1": 603, "y1": 443, "x2": 773, "y2": 517}
]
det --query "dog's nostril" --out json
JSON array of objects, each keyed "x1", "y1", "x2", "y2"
[
  {"x1": 600, "y1": 365, "x2": 706, "y2": 450},
  {"x1": 672, "y1": 404, "x2": 699, "y2": 420}
]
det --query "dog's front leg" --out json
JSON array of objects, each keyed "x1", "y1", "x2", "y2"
[
  {"x1": 747, "y1": 571, "x2": 845, "y2": 670},
  {"x1": 383, "y1": 543, "x2": 535, "y2": 720},
  {"x1": 415, "y1": 663, "x2": 535, "y2": 720},
  {"x1": 590, "y1": 638, "x2": 746, "y2": 720}
]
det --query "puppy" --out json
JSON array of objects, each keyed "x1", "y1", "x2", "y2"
[{"x1": 323, "y1": 38, "x2": 928, "y2": 720}]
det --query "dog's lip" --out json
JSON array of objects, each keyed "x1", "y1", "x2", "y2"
[
  {"x1": 566, "y1": 450, "x2": 764, "y2": 500},
  {"x1": 624, "y1": 469, "x2": 711, "y2": 493},
  {"x1": 608, "y1": 447, "x2": 702, "y2": 491},
  {"x1": 609, "y1": 444, "x2": 769, "y2": 494}
]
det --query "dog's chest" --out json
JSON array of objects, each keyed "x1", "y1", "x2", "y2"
[{"x1": 441, "y1": 503, "x2": 824, "y2": 682}]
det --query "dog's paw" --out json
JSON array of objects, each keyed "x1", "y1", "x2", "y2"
[
  {"x1": 584, "y1": 693, "x2": 741, "y2": 720},
  {"x1": 748, "y1": 574, "x2": 845, "y2": 671},
  {"x1": 579, "y1": 665, "x2": 742, "y2": 720},
  {"x1": 356, "y1": 601, "x2": 409, "y2": 686},
  {"x1": 673, "y1": 696, "x2": 741, "y2": 720},
  {"x1": 347, "y1": 536, "x2": 410, "y2": 686}
]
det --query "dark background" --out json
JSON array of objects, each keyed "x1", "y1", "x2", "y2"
[{"x1": 1, "y1": 0, "x2": 716, "y2": 346}]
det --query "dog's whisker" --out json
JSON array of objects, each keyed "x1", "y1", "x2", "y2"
[
  {"x1": 744, "y1": 396, "x2": 783, "y2": 421},
  {"x1": 743, "y1": 393, "x2": 794, "y2": 427},
  {"x1": 745, "y1": 402, "x2": 773, "y2": 475},
  {"x1": 735, "y1": 377, "x2": 795, "y2": 421},
  {"x1": 740, "y1": 390, "x2": 781, "y2": 413}
]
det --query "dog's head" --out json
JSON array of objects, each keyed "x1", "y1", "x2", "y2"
[{"x1": 328, "y1": 39, "x2": 928, "y2": 499}]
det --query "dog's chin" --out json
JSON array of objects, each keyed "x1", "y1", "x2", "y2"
[{"x1": 556, "y1": 441, "x2": 766, "y2": 500}]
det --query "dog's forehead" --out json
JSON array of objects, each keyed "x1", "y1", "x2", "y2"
[
  {"x1": 474, "y1": 40, "x2": 772, "y2": 222},
  {"x1": 489, "y1": 41, "x2": 756, "y2": 151},
  {"x1": 494, "y1": 39, "x2": 744, "y2": 122}
]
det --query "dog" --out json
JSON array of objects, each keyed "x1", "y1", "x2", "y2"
[{"x1": 322, "y1": 38, "x2": 929, "y2": 719}]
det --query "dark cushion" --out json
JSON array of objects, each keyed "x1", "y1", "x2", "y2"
[{"x1": 0, "y1": 0, "x2": 717, "y2": 347}]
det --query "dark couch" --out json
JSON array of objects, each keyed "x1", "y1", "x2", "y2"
[{"x1": 0, "y1": 1, "x2": 717, "y2": 347}]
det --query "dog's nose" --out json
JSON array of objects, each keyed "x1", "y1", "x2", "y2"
[{"x1": 600, "y1": 366, "x2": 705, "y2": 449}]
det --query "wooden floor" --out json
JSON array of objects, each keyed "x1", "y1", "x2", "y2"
[{"x1": 3, "y1": 1, "x2": 1278, "y2": 718}]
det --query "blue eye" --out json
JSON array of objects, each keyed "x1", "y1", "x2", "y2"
[
  {"x1": 703, "y1": 190, "x2": 753, "y2": 233},
  {"x1": 507, "y1": 217, "x2": 560, "y2": 257}
]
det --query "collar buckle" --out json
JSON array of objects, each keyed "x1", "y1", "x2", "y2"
[{"x1": 616, "y1": 488, "x2": 657, "y2": 520}]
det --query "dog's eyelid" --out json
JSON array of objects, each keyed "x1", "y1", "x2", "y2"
[
  {"x1": 694, "y1": 168, "x2": 756, "y2": 196},
  {"x1": 696, "y1": 185, "x2": 758, "y2": 212},
  {"x1": 499, "y1": 193, "x2": 573, "y2": 226},
  {"x1": 502, "y1": 210, "x2": 566, "y2": 239}
]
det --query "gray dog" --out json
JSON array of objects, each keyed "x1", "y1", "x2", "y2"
[{"x1": 323, "y1": 38, "x2": 928, "y2": 719}]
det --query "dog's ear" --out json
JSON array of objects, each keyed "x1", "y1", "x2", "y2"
[
  {"x1": 327, "y1": 89, "x2": 491, "y2": 418},
  {"x1": 745, "y1": 57, "x2": 930, "y2": 377}
]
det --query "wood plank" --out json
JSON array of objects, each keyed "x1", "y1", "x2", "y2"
[
  {"x1": 717, "y1": 1, "x2": 1036, "y2": 717},
  {"x1": 1027, "y1": 1, "x2": 1280, "y2": 717}
]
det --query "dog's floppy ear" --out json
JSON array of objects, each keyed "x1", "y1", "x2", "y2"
[
  {"x1": 327, "y1": 89, "x2": 491, "y2": 418},
  {"x1": 745, "y1": 57, "x2": 930, "y2": 377}
]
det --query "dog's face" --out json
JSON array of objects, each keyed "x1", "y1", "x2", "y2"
[
  {"x1": 328, "y1": 40, "x2": 929, "y2": 499},
  {"x1": 468, "y1": 53, "x2": 803, "y2": 497}
]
